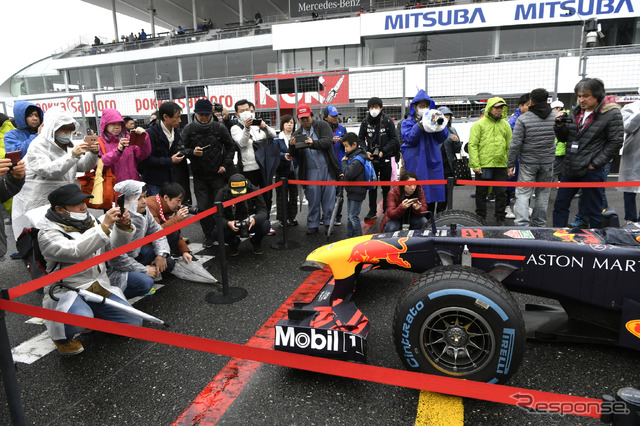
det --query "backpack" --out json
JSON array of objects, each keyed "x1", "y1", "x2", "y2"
[{"x1": 348, "y1": 155, "x2": 377, "y2": 190}]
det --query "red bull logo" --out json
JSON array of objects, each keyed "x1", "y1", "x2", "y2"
[
  {"x1": 347, "y1": 237, "x2": 411, "y2": 268},
  {"x1": 625, "y1": 320, "x2": 640, "y2": 339},
  {"x1": 553, "y1": 229, "x2": 601, "y2": 244}
]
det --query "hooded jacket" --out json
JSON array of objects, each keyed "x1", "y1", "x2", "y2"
[
  {"x1": 400, "y1": 90, "x2": 449, "y2": 203},
  {"x1": 554, "y1": 97, "x2": 623, "y2": 179},
  {"x1": 182, "y1": 117, "x2": 235, "y2": 180},
  {"x1": 507, "y1": 102, "x2": 556, "y2": 167},
  {"x1": 5, "y1": 100, "x2": 44, "y2": 156},
  {"x1": 619, "y1": 100, "x2": 640, "y2": 193},
  {"x1": 468, "y1": 97, "x2": 512, "y2": 171},
  {"x1": 99, "y1": 108, "x2": 151, "y2": 182},
  {"x1": 11, "y1": 107, "x2": 98, "y2": 237}
]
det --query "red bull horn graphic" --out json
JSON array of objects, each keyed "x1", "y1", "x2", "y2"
[{"x1": 347, "y1": 237, "x2": 411, "y2": 268}]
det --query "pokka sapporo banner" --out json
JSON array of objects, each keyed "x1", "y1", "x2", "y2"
[{"x1": 254, "y1": 72, "x2": 349, "y2": 109}]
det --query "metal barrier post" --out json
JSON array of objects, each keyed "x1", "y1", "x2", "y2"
[
  {"x1": 0, "y1": 291, "x2": 26, "y2": 426},
  {"x1": 272, "y1": 178, "x2": 300, "y2": 250},
  {"x1": 446, "y1": 177, "x2": 455, "y2": 210},
  {"x1": 205, "y1": 202, "x2": 247, "y2": 304}
]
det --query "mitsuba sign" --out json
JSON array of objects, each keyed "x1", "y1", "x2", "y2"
[{"x1": 255, "y1": 72, "x2": 349, "y2": 108}]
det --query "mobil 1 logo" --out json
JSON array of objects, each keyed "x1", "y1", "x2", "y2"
[{"x1": 275, "y1": 325, "x2": 366, "y2": 362}]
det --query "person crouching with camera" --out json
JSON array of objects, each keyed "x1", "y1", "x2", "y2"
[
  {"x1": 146, "y1": 182, "x2": 193, "y2": 262},
  {"x1": 214, "y1": 173, "x2": 270, "y2": 256}
]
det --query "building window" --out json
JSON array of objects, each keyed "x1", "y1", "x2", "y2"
[
  {"x1": 345, "y1": 45, "x2": 360, "y2": 68},
  {"x1": 295, "y1": 49, "x2": 311, "y2": 71},
  {"x1": 202, "y1": 52, "x2": 227, "y2": 79},
  {"x1": 97, "y1": 66, "x2": 115, "y2": 90},
  {"x1": 113, "y1": 64, "x2": 135, "y2": 89},
  {"x1": 312, "y1": 47, "x2": 326, "y2": 71},
  {"x1": 252, "y1": 49, "x2": 278, "y2": 75},
  {"x1": 327, "y1": 46, "x2": 344, "y2": 69},
  {"x1": 280, "y1": 50, "x2": 294, "y2": 72},
  {"x1": 180, "y1": 56, "x2": 201, "y2": 82},
  {"x1": 227, "y1": 50, "x2": 252, "y2": 77},
  {"x1": 134, "y1": 61, "x2": 157, "y2": 86}
]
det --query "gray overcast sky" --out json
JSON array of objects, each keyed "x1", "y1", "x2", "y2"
[{"x1": 2, "y1": 0, "x2": 168, "y2": 86}]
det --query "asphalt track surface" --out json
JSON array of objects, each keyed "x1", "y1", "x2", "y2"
[{"x1": 0, "y1": 180, "x2": 639, "y2": 425}]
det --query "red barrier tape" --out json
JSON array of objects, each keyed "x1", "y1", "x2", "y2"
[
  {"x1": 290, "y1": 179, "x2": 447, "y2": 186},
  {"x1": 7, "y1": 181, "x2": 283, "y2": 300},
  {"x1": 0, "y1": 298, "x2": 602, "y2": 418},
  {"x1": 457, "y1": 179, "x2": 640, "y2": 188}
]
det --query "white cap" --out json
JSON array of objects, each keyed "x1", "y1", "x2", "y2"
[{"x1": 550, "y1": 100, "x2": 564, "y2": 109}]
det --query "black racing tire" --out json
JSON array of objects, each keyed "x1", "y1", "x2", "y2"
[
  {"x1": 392, "y1": 265, "x2": 525, "y2": 384},
  {"x1": 434, "y1": 210, "x2": 486, "y2": 227}
]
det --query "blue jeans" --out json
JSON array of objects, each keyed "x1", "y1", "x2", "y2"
[
  {"x1": 146, "y1": 184, "x2": 162, "y2": 196},
  {"x1": 624, "y1": 192, "x2": 640, "y2": 222},
  {"x1": 305, "y1": 167, "x2": 335, "y2": 229},
  {"x1": 346, "y1": 198, "x2": 363, "y2": 238},
  {"x1": 514, "y1": 163, "x2": 553, "y2": 227},
  {"x1": 59, "y1": 293, "x2": 143, "y2": 343},
  {"x1": 383, "y1": 215, "x2": 427, "y2": 232},
  {"x1": 125, "y1": 271, "x2": 154, "y2": 298},
  {"x1": 553, "y1": 168, "x2": 606, "y2": 228},
  {"x1": 136, "y1": 245, "x2": 175, "y2": 273}
]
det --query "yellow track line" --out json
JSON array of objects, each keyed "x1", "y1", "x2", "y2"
[{"x1": 415, "y1": 391, "x2": 464, "y2": 426}]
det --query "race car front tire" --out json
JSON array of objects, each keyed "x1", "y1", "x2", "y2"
[
  {"x1": 434, "y1": 210, "x2": 487, "y2": 227},
  {"x1": 392, "y1": 265, "x2": 525, "y2": 384}
]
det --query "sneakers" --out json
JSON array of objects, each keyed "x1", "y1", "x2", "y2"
[
  {"x1": 569, "y1": 218, "x2": 588, "y2": 229},
  {"x1": 53, "y1": 339, "x2": 84, "y2": 356},
  {"x1": 9, "y1": 252, "x2": 21, "y2": 260},
  {"x1": 268, "y1": 227, "x2": 276, "y2": 236},
  {"x1": 306, "y1": 227, "x2": 319, "y2": 235},
  {"x1": 333, "y1": 220, "x2": 342, "y2": 226},
  {"x1": 505, "y1": 206, "x2": 515, "y2": 219},
  {"x1": 287, "y1": 219, "x2": 299, "y2": 227},
  {"x1": 251, "y1": 238, "x2": 263, "y2": 255},
  {"x1": 364, "y1": 211, "x2": 377, "y2": 221},
  {"x1": 203, "y1": 235, "x2": 215, "y2": 249}
]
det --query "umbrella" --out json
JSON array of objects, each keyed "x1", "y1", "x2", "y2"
[
  {"x1": 49, "y1": 283, "x2": 165, "y2": 325},
  {"x1": 253, "y1": 139, "x2": 281, "y2": 187},
  {"x1": 170, "y1": 258, "x2": 218, "y2": 284}
]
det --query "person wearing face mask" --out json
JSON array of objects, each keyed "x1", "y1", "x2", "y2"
[
  {"x1": 359, "y1": 97, "x2": 399, "y2": 220},
  {"x1": 99, "y1": 108, "x2": 152, "y2": 184},
  {"x1": 400, "y1": 90, "x2": 449, "y2": 214},
  {"x1": 107, "y1": 180, "x2": 174, "y2": 299},
  {"x1": 12, "y1": 107, "x2": 99, "y2": 269},
  {"x1": 182, "y1": 98, "x2": 236, "y2": 248},
  {"x1": 468, "y1": 97, "x2": 513, "y2": 225},
  {"x1": 231, "y1": 99, "x2": 278, "y2": 233},
  {"x1": 5, "y1": 100, "x2": 44, "y2": 157},
  {"x1": 36, "y1": 183, "x2": 138, "y2": 355}
]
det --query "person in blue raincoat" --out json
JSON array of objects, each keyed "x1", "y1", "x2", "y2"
[
  {"x1": 5, "y1": 100, "x2": 44, "y2": 157},
  {"x1": 401, "y1": 90, "x2": 449, "y2": 212}
]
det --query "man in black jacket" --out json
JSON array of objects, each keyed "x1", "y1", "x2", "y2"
[
  {"x1": 214, "y1": 174, "x2": 269, "y2": 256},
  {"x1": 358, "y1": 96, "x2": 398, "y2": 220},
  {"x1": 141, "y1": 102, "x2": 190, "y2": 203},
  {"x1": 182, "y1": 99, "x2": 236, "y2": 248},
  {"x1": 552, "y1": 78, "x2": 624, "y2": 228},
  {"x1": 289, "y1": 104, "x2": 339, "y2": 235}
]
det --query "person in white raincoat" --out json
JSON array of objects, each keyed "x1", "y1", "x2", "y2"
[
  {"x1": 106, "y1": 180, "x2": 173, "y2": 298},
  {"x1": 38, "y1": 184, "x2": 140, "y2": 355},
  {"x1": 619, "y1": 92, "x2": 640, "y2": 223},
  {"x1": 11, "y1": 107, "x2": 99, "y2": 238}
]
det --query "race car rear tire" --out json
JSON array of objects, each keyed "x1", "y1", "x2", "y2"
[
  {"x1": 434, "y1": 210, "x2": 486, "y2": 227},
  {"x1": 393, "y1": 265, "x2": 525, "y2": 384}
]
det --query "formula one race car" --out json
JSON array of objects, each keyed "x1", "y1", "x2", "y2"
[{"x1": 274, "y1": 210, "x2": 640, "y2": 385}]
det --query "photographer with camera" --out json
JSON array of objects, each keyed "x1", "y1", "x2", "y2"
[
  {"x1": 182, "y1": 99, "x2": 236, "y2": 248},
  {"x1": 401, "y1": 90, "x2": 449, "y2": 215},
  {"x1": 214, "y1": 174, "x2": 269, "y2": 256},
  {"x1": 379, "y1": 171, "x2": 428, "y2": 232},
  {"x1": 552, "y1": 78, "x2": 623, "y2": 228},
  {"x1": 359, "y1": 97, "x2": 398, "y2": 220},
  {"x1": 146, "y1": 182, "x2": 193, "y2": 262},
  {"x1": 507, "y1": 88, "x2": 557, "y2": 227}
]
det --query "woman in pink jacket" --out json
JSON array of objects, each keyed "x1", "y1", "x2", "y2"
[{"x1": 99, "y1": 108, "x2": 151, "y2": 181}]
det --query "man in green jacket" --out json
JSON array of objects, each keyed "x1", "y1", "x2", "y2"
[{"x1": 468, "y1": 97, "x2": 512, "y2": 225}]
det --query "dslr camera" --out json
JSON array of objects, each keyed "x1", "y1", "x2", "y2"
[
  {"x1": 182, "y1": 204, "x2": 199, "y2": 215},
  {"x1": 235, "y1": 217, "x2": 252, "y2": 238},
  {"x1": 555, "y1": 113, "x2": 573, "y2": 124}
]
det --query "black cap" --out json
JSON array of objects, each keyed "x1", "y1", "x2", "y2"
[
  {"x1": 194, "y1": 99, "x2": 213, "y2": 114},
  {"x1": 229, "y1": 174, "x2": 248, "y2": 195},
  {"x1": 48, "y1": 184, "x2": 92, "y2": 207}
]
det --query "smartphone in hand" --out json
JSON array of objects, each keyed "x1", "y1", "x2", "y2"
[
  {"x1": 5, "y1": 150, "x2": 21, "y2": 164},
  {"x1": 117, "y1": 194, "x2": 126, "y2": 215},
  {"x1": 128, "y1": 132, "x2": 145, "y2": 147}
]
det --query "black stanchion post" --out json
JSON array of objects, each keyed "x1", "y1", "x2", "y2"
[
  {"x1": 447, "y1": 177, "x2": 455, "y2": 210},
  {"x1": 205, "y1": 202, "x2": 247, "y2": 304},
  {"x1": 0, "y1": 291, "x2": 26, "y2": 426},
  {"x1": 272, "y1": 177, "x2": 300, "y2": 250}
]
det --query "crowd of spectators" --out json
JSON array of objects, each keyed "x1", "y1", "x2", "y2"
[{"x1": 1, "y1": 77, "x2": 635, "y2": 356}]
